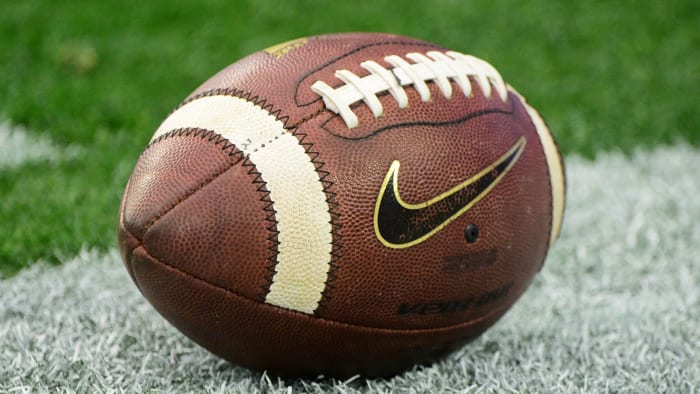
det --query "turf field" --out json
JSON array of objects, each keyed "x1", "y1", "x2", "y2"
[{"x1": 1, "y1": 0, "x2": 698, "y2": 392}]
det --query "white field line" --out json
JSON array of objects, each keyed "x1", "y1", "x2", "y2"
[
  {"x1": 0, "y1": 121, "x2": 81, "y2": 169},
  {"x1": 0, "y1": 144, "x2": 698, "y2": 392}
]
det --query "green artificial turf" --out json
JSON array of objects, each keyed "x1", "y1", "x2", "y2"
[{"x1": 1, "y1": 0, "x2": 698, "y2": 272}]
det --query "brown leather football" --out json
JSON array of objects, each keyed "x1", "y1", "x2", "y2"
[{"x1": 117, "y1": 32, "x2": 565, "y2": 378}]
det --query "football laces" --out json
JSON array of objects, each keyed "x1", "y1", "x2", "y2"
[{"x1": 311, "y1": 50, "x2": 508, "y2": 128}]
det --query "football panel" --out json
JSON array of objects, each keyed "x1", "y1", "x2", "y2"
[
  {"x1": 129, "y1": 244, "x2": 511, "y2": 378},
  {"x1": 121, "y1": 128, "x2": 243, "y2": 240},
  {"x1": 298, "y1": 95, "x2": 552, "y2": 330},
  {"x1": 139, "y1": 155, "x2": 276, "y2": 302}
]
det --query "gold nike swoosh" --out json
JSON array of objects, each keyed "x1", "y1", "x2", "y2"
[{"x1": 373, "y1": 136, "x2": 526, "y2": 249}]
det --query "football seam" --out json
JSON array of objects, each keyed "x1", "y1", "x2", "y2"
[
  {"x1": 290, "y1": 127, "x2": 343, "y2": 313},
  {"x1": 118, "y1": 218, "x2": 143, "y2": 293},
  {"x1": 240, "y1": 155, "x2": 282, "y2": 303},
  {"x1": 148, "y1": 126, "x2": 242, "y2": 153},
  {"x1": 141, "y1": 127, "x2": 245, "y2": 234},
  {"x1": 136, "y1": 242, "x2": 513, "y2": 333}
]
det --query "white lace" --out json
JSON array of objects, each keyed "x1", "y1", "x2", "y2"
[{"x1": 311, "y1": 51, "x2": 508, "y2": 129}]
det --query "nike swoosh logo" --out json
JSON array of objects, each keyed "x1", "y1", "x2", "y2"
[{"x1": 373, "y1": 136, "x2": 526, "y2": 249}]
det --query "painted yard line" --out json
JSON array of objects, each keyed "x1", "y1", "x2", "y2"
[{"x1": 0, "y1": 121, "x2": 81, "y2": 170}]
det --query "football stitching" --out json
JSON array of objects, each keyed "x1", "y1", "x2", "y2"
[
  {"x1": 287, "y1": 106, "x2": 327, "y2": 129},
  {"x1": 148, "y1": 126, "x2": 241, "y2": 154},
  {"x1": 172, "y1": 87, "x2": 292, "y2": 129},
  {"x1": 241, "y1": 156, "x2": 281, "y2": 303},
  {"x1": 290, "y1": 127, "x2": 343, "y2": 313},
  {"x1": 147, "y1": 89, "x2": 341, "y2": 309}
]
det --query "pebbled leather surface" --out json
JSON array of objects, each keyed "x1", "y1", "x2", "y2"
[
  {"x1": 128, "y1": 243, "x2": 510, "y2": 378},
  {"x1": 118, "y1": 32, "x2": 561, "y2": 377}
]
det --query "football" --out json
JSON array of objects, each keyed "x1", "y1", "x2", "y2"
[{"x1": 117, "y1": 32, "x2": 565, "y2": 378}]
